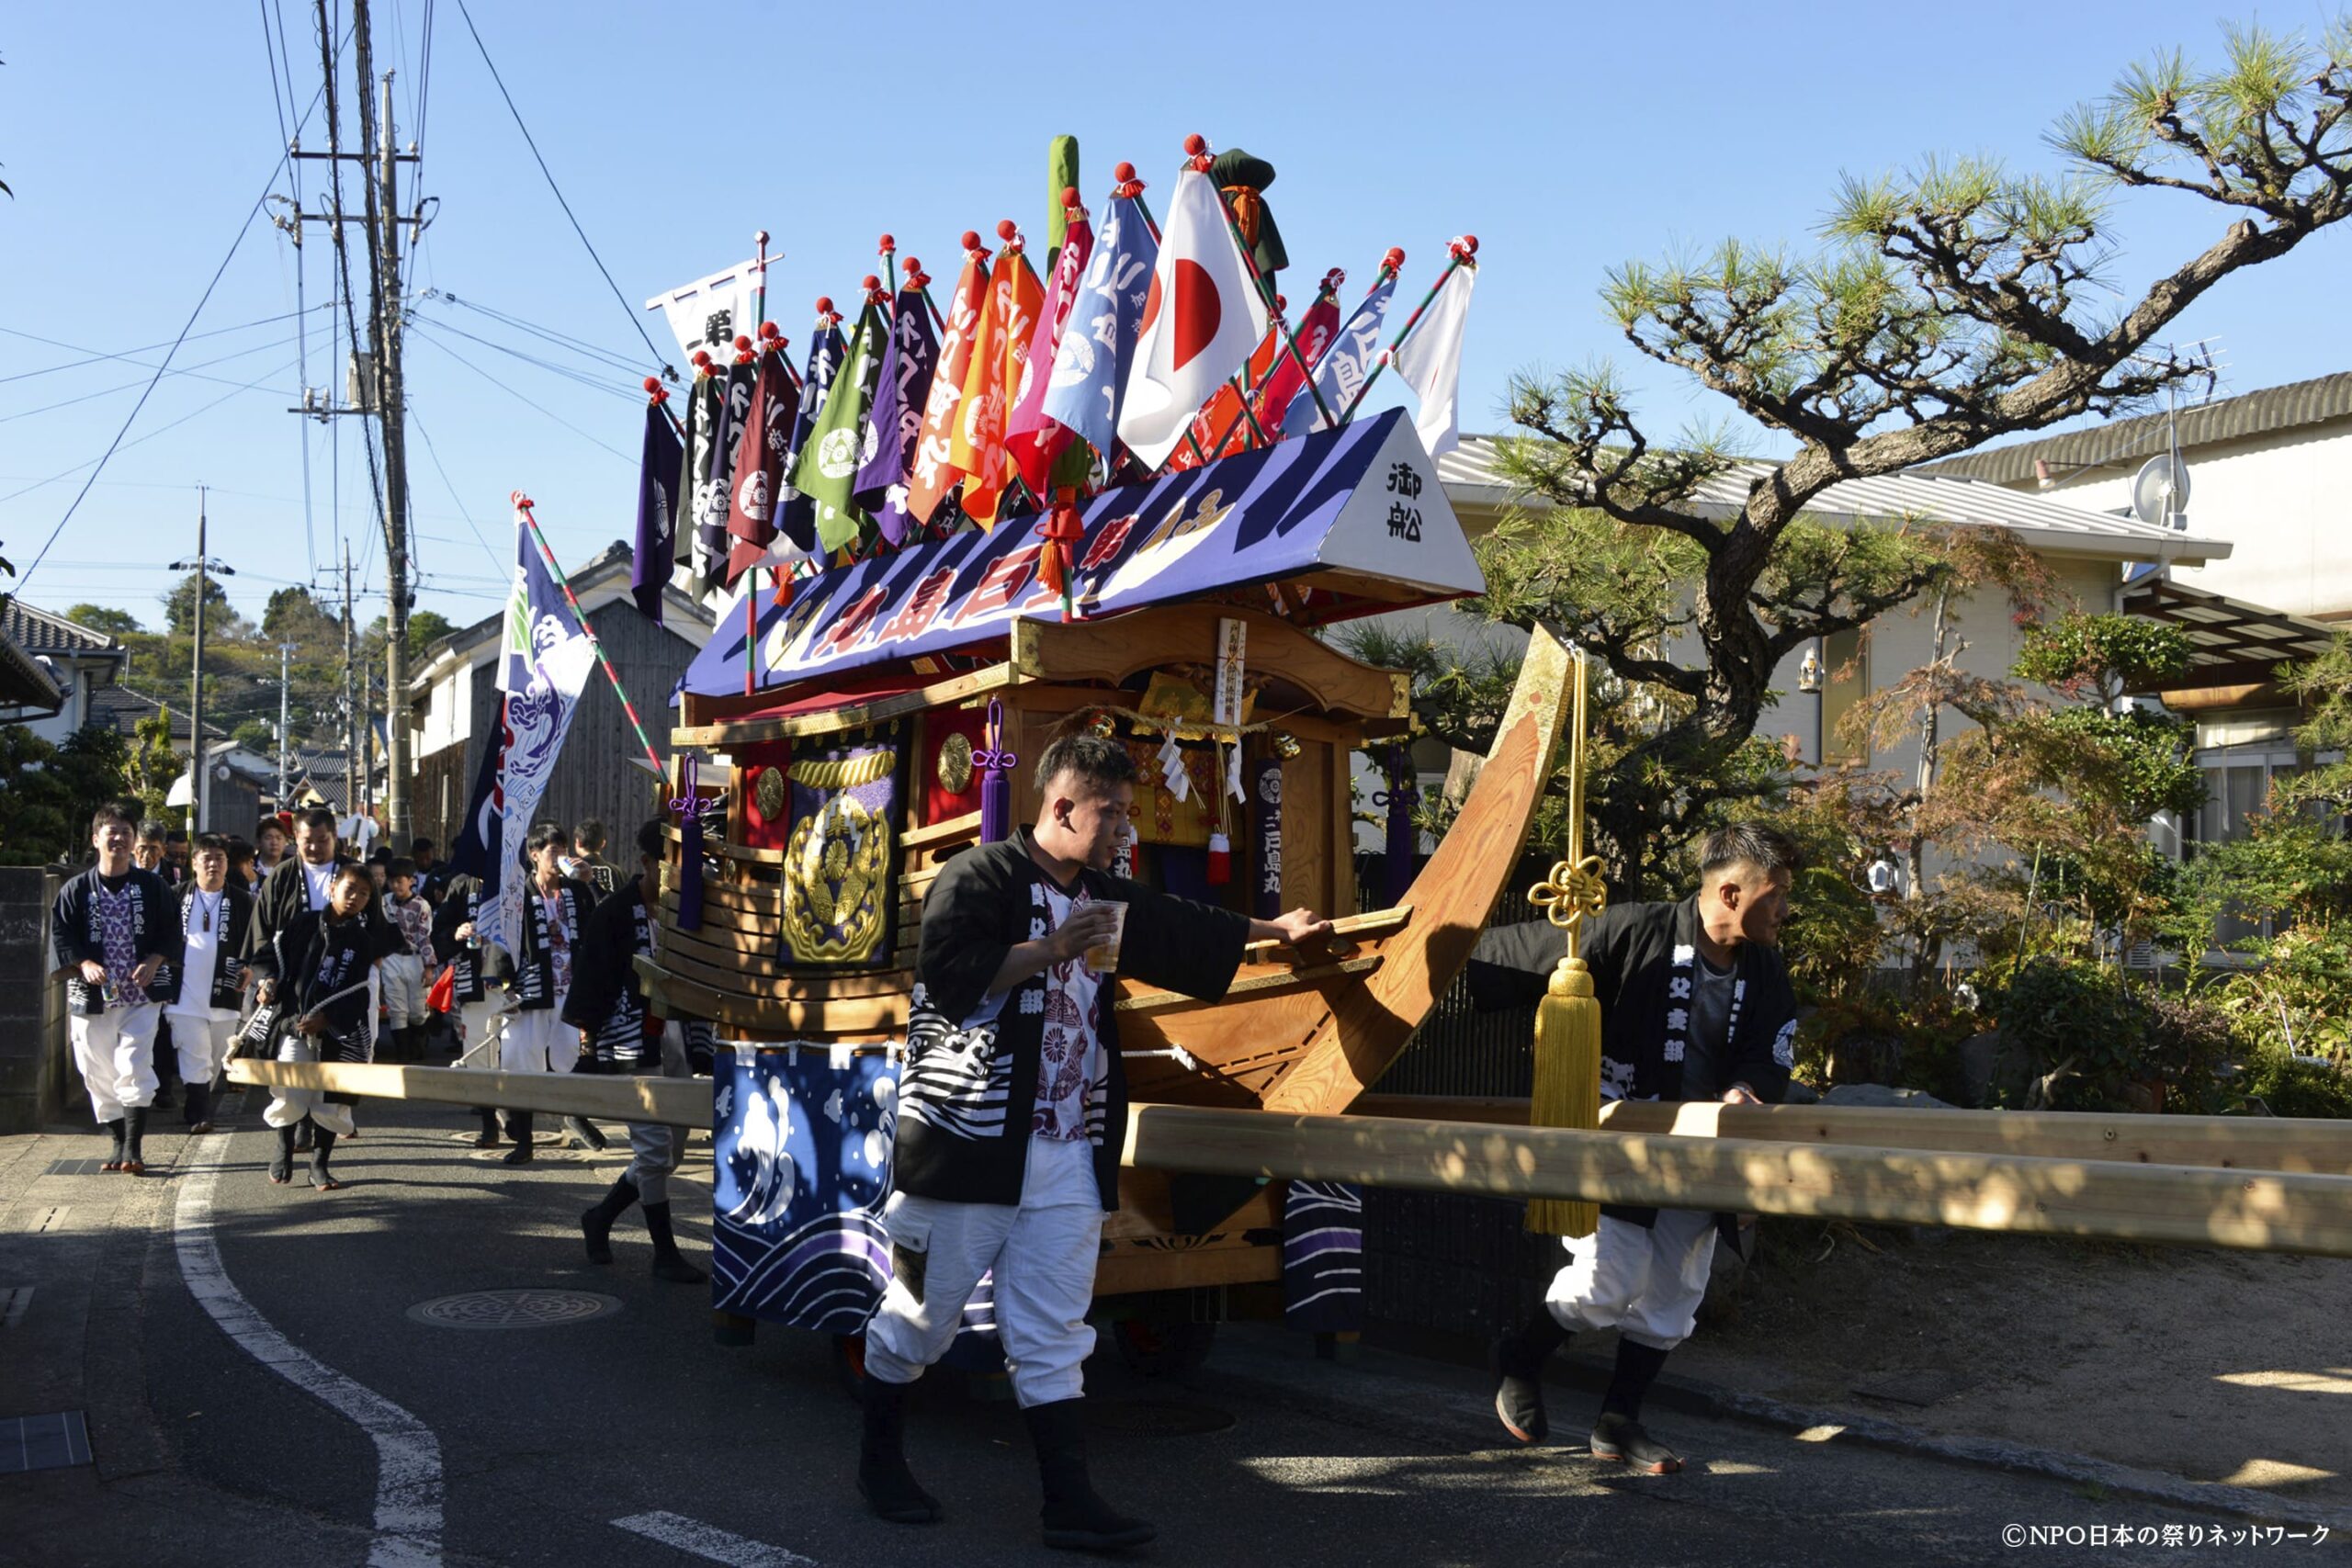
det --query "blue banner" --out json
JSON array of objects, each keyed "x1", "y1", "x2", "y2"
[{"x1": 1283, "y1": 273, "x2": 1397, "y2": 437}]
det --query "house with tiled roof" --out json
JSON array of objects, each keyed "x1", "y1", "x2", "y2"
[{"x1": 0, "y1": 598, "x2": 130, "y2": 741}]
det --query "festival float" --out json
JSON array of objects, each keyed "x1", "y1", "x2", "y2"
[{"x1": 622, "y1": 137, "x2": 1566, "y2": 1352}]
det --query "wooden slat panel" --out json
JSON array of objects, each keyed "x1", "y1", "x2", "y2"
[
  {"x1": 657, "y1": 921, "x2": 910, "y2": 1000},
  {"x1": 639, "y1": 956, "x2": 907, "y2": 1036},
  {"x1": 903, "y1": 810, "x2": 981, "y2": 850}
]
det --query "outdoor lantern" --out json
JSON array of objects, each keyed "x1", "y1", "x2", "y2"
[{"x1": 1798, "y1": 643, "x2": 1824, "y2": 694}]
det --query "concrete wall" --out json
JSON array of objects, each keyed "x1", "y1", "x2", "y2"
[
  {"x1": 0, "y1": 867, "x2": 68, "y2": 1134},
  {"x1": 2016, "y1": 421, "x2": 2352, "y2": 619}
]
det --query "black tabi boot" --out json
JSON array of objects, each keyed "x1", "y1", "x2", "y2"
[
  {"x1": 561, "y1": 1115, "x2": 609, "y2": 1152},
  {"x1": 581, "y1": 1175, "x2": 639, "y2": 1265},
  {"x1": 641, "y1": 1201, "x2": 706, "y2": 1283},
  {"x1": 309, "y1": 1128, "x2": 343, "y2": 1190},
  {"x1": 184, "y1": 1079, "x2": 212, "y2": 1134},
  {"x1": 856, "y1": 1375, "x2": 941, "y2": 1525},
  {"x1": 472, "y1": 1108, "x2": 501, "y2": 1148},
  {"x1": 500, "y1": 1111, "x2": 534, "y2": 1164},
  {"x1": 121, "y1": 1107, "x2": 149, "y2": 1174},
  {"x1": 270, "y1": 1123, "x2": 296, "y2": 1184},
  {"x1": 292, "y1": 1116, "x2": 314, "y2": 1154},
  {"x1": 101, "y1": 1118, "x2": 127, "y2": 1172},
  {"x1": 1024, "y1": 1398, "x2": 1155, "y2": 1551},
  {"x1": 1589, "y1": 1339, "x2": 1681, "y2": 1474},
  {"x1": 1492, "y1": 1312, "x2": 1567, "y2": 1446}
]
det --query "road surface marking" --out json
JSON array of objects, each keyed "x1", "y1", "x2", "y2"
[
  {"x1": 610, "y1": 1511, "x2": 820, "y2": 1566},
  {"x1": 174, "y1": 1131, "x2": 445, "y2": 1568}
]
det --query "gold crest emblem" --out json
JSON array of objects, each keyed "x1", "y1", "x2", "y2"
[
  {"x1": 936, "y1": 731, "x2": 975, "y2": 795},
  {"x1": 754, "y1": 764, "x2": 788, "y2": 822}
]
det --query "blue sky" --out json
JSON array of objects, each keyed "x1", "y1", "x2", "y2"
[{"x1": 3, "y1": 1, "x2": 2346, "y2": 637}]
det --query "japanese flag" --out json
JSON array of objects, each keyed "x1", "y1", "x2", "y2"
[{"x1": 1116, "y1": 168, "x2": 1269, "y2": 468}]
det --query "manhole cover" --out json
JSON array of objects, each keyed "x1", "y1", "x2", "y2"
[
  {"x1": 406, "y1": 1290, "x2": 622, "y2": 1330},
  {"x1": 1083, "y1": 1399, "x2": 1235, "y2": 1437}
]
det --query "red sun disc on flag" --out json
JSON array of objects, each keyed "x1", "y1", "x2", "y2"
[
  {"x1": 1139, "y1": 273, "x2": 1162, "y2": 338},
  {"x1": 1172, "y1": 260, "x2": 1222, "y2": 372}
]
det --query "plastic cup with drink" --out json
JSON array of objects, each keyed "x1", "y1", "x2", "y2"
[{"x1": 1084, "y1": 900, "x2": 1128, "y2": 976}]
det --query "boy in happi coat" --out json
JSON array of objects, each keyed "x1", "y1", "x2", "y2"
[
  {"x1": 855, "y1": 735, "x2": 1329, "y2": 1550},
  {"x1": 250, "y1": 864, "x2": 383, "y2": 1190},
  {"x1": 434, "y1": 868, "x2": 516, "y2": 1145},
  {"x1": 496, "y1": 821, "x2": 601, "y2": 1163},
  {"x1": 379, "y1": 857, "x2": 434, "y2": 1063},
  {"x1": 51, "y1": 803, "x2": 177, "y2": 1173},
  {"x1": 568, "y1": 818, "x2": 714, "y2": 1283},
  {"x1": 158, "y1": 833, "x2": 254, "y2": 1134},
  {"x1": 1490, "y1": 822, "x2": 1801, "y2": 1474}
]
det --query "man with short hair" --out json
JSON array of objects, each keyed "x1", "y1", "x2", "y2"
[
  {"x1": 855, "y1": 734, "x2": 1330, "y2": 1550},
  {"x1": 1490, "y1": 821, "x2": 1802, "y2": 1475},
  {"x1": 562, "y1": 818, "x2": 616, "y2": 896},
  {"x1": 254, "y1": 817, "x2": 290, "y2": 877},
  {"x1": 496, "y1": 821, "x2": 600, "y2": 1163},
  {"x1": 247, "y1": 806, "x2": 397, "y2": 1145},
  {"x1": 435, "y1": 866, "x2": 515, "y2": 1145},
  {"x1": 51, "y1": 804, "x2": 176, "y2": 1173},
  {"x1": 159, "y1": 833, "x2": 254, "y2": 1134},
  {"x1": 409, "y1": 837, "x2": 447, "y2": 906}
]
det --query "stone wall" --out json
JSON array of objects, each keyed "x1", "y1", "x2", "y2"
[{"x1": 0, "y1": 867, "x2": 67, "y2": 1134}]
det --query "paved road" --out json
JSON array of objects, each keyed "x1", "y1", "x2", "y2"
[{"x1": 1, "y1": 1093, "x2": 2276, "y2": 1566}]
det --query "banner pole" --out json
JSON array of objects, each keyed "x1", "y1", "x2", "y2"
[
  {"x1": 744, "y1": 230, "x2": 772, "y2": 696},
  {"x1": 1336, "y1": 239, "x2": 1477, "y2": 428},
  {"x1": 511, "y1": 492, "x2": 667, "y2": 778}
]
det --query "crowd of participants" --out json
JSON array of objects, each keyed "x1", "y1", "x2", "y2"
[{"x1": 48, "y1": 802, "x2": 706, "y2": 1282}]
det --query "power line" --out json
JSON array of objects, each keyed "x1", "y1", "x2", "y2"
[
  {"x1": 406, "y1": 310, "x2": 639, "y2": 400},
  {"x1": 451, "y1": 0, "x2": 677, "y2": 382},
  {"x1": 407, "y1": 404, "x2": 505, "y2": 573},
  {"x1": 0, "y1": 328, "x2": 309, "y2": 423},
  {"x1": 424, "y1": 288, "x2": 650, "y2": 378},
  {"x1": 0, "y1": 360, "x2": 303, "y2": 507},
  {"x1": 0, "y1": 304, "x2": 333, "y2": 385},
  {"x1": 404, "y1": 323, "x2": 634, "y2": 463}
]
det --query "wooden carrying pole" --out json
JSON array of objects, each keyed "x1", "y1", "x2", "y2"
[{"x1": 223, "y1": 1062, "x2": 2352, "y2": 1257}]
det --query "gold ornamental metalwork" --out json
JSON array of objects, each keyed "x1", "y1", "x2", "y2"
[
  {"x1": 754, "y1": 764, "x2": 789, "y2": 822},
  {"x1": 936, "y1": 731, "x2": 975, "y2": 795},
  {"x1": 782, "y1": 793, "x2": 892, "y2": 963}
]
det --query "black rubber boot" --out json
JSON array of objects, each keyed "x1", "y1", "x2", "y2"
[
  {"x1": 472, "y1": 1108, "x2": 501, "y2": 1148},
  {"x1": 183, "y1": 1079, "x2": 212, "y2": 1132},
  {"x1": 101, "y1": 1118, "x2": 127, "y2": 1171},
  {"x1": 310, "y1": 1128, "x2": 343, "y2": 1190},
  {"x1": 1589, "y1": 1339, "x2": 1680, "y2": 1473},
  {"x1": 856, "y1": 1375, "x2": 941, "y2": 1524},
  {"x1": 122, "y1": 1107, "x2": 149, "y2": 1174},
  {"x1": 1024, "y1": 1398, "x2": 1155, "y2": 1551},
  {"x1": 562, "y1": 1115, "x2": 609, "y2": 1152},
  {"x1": 270, "y1": 1123, "x2": 296, "y2": 1184},
  {"x1": 582, "y1": 1175, "x2": 639, "y2": 1264},
  {"x1": 643, "y1": 1201, "x2": 707, "y2": 1283},
  {"x1": 1491, "y1": 1313, "x2": 1566, "y2": 1446},
  {"x1": 501, "y1": 1111, "x2": 534, "y2": 1164}
]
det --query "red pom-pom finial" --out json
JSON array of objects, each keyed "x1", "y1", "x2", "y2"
[
  {"x1": 814, "y1": 296, "x2": 832, "y2": 314},
  {"x1": 760, "y1": 321, "x2": 780, "y2": 341},
  {"x1": 995, "y1": 218, "x2": 1018, "y2": 242},
  {"x1": 861, "y1": 274, "x2": 880, "y2": 291},
  {"x1": 960, "y1": 229, "x2": 981, "y2": 251},
  {"x1": 1060, "y1": 185, "x2": 1080, "y2": 209},
  {"x1": 1452, "y1": 234, "x2": 1480, "y2": 258},
  {"x1": 642, "y1": 375, "x2": 662, "y2": 394},
  {"x1": 1275, "y1": 293, "x2": 1287, "y2": 311},
  {"x1": 690, "y1": 349, "x2": 711, "y2": 369},
  {"x1": 1113, "y1": 161, "x2": 1136, "y2": 183},
  {"x1": 1383, "y1": 246, "x2": 1407, "y2": 270},
  {"x1": 902, "y1": 256, "x2": 922, "y2": 276},
  {"x1": 1182, "y1": 132, "x2": 1207, "y2": 156},
  {"x1": 877, "y1": 232, "x2": 895, "y2": 252},
  {"x1": 733, "y1": 333, "x2": 752, "y2": 353}
]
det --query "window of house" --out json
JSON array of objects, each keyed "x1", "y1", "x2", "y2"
[{"x1": 2186, "y1": 747, "x2": 2347, "y2": 952}]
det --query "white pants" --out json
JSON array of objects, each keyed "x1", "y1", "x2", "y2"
[
  {"x1": 380, "y1": 954, "x2": 425, "y2": 1030},
  {"x1": 72, "y1": 1004, "x2": 162, "y2": 1122},
  {"x1": 626, "y1": 1022, "x2": 692, "y2": 1206},
  {"x1": 262, "y1": 1035, "x2": 356, "y2": 1137},
  {"x1": 865, "y1": 1134, "x2": 1104, "y2": 1408},
  {"x1": 164, "y1": 1008, "x2": 238, "y2": 1086},
  {"x1": 458, "y1": 996, "x2": 512, "y2": 1066},
  {"x1": 500, "y1": 1008, "x2": 579, "y2": 1076},
  {"x1": 1544, "y1": 1209, "x2": 1719, "y2": 1350}
]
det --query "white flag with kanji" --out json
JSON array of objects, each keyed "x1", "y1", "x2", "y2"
[
  {"x1": 1393, "y1": 258, "x2": 1478, "y2": 457},
  {"x1": 1116, "y1": 168, "x2": 1270, "y2": 468}
]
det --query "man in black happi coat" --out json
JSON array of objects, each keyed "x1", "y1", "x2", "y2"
[{"x1": 1490, "y1": 823, "x2": 1801, "y2": 1475}]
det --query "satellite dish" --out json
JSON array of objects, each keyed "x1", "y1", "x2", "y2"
[{"x1": 2132, "y1": 453, "x2": 2191, "y2": 528}]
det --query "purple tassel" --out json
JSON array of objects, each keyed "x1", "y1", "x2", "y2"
[
  {"x1": 671, "y1": 755, "x2": 706, "y2": 931},
  {"x1": 978, "y1": 698, "x2": 1016, "y2": 844},
  {"x1": 1252, "y1": 753, "x2": 1284, "y2": 920},
  {"x1": 1383, "y1": 743, "x2": 1417, "y2": 907}
]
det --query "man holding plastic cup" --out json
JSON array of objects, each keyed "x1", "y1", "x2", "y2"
[{"x1": 855, "y1": 732, "x2": 1329, "y2": 1551}]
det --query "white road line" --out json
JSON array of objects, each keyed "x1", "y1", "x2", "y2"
[
  {"x1": 173, "y1": 1130, "x2": 445, "y2": 1568},
  {"x1": 610, "y1": 1511, "x2": 820, "y2": 1567}
]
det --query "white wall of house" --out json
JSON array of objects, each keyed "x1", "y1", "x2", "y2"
[
  {"x1": 413, "y1": 654, "x2": 482, "y2": 761},
  {"x1": 2024, "y1": 423, "x2": 2352, "y2": 619}
]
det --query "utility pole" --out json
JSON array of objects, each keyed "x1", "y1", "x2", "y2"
[
  {"x1": 374, "y1": 60, "x2": 416, "y2": 852},
  {"x1": 277, "y1": 640, "x2": 295, "y2": 807},
  {"x1": 170, "y1": 485, "x2": 234, "y2": 833},
  {"x1": 341, "y1": 540, "x2": 359, "y2": 818}
]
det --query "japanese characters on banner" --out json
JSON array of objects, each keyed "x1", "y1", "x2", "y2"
[
  {"x1": 683, "y1": 408, "x2": 1479, "y2": 698},
  {"x1": 1252, "y1": 752, "x2": 1284, "y2": 921}
]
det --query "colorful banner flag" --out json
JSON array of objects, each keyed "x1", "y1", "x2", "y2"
[
  {"x1": 481, "y1": 512, "x2": 596, "y2": 959},
  {"x1": 630, "y1": 397, "x2": 684, "y2": 623},
  {"x1": 1006, "y1": 208, "x2": 1093, "y2": 493},
  {"x1": 950, "y1": 242, "x2": 1045, "y2": 529},
  {"x1": 853, "y1": 283, "x2": 941, "y2": 547},
  {"x1": 1165, "y1": 324, "x2": 1281, "y2": 472},
  {"x1": 1118, "y1": 167, "x2": 1270, "y2": 468},
  {"x1": 1283, "y1": 269, "x2": 1397, "y2": 437},
  {"x1": 1250, "y1": 283, "x2": 1341, "y2": 439},
  {"x1": 682, "y1": 372, "x2": 724, "y2": 594},
  {"x1": 776, "y1": 319, "x2": 845, "y2": 555},
  {"x1": 788, "y1": 299, "x2": 888, "y2": 552},
  {"x1": 726, "y1": 346, "x2": 799, "y2": 585},
  {"x1": 903, "y1": 246, "x2": 991, "y2": 527},
  {"x1": 695, "y1": 360, "x2": 753, "y2": 595},
  {"x1": 1039, "y1": 194, "x2": 1157, "y2": 469},
  {"x1": 1392, "y1": 258, "x2": 1478, "y2": 457}
]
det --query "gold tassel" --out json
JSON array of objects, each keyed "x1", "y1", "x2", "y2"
[{"x1": 1525, "y1": 649, "x2": 1602, "y2": 1238}]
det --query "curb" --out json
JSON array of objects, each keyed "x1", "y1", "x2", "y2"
[{"x1": 1546, "y1": 1348, "x2": 2352, "y2": 1534}]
